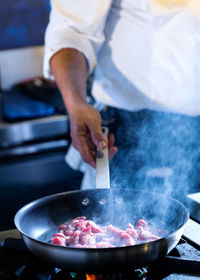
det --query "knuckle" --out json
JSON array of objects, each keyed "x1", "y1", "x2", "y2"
[{"x1": 93, "y1": 132, "x2": 102, "y2": 142}]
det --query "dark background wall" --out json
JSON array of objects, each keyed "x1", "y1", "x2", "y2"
[{"x1": 0, "y1": 0, "x2": 50, "y2": 50}]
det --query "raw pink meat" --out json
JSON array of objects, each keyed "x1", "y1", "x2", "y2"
[{"x1": 51, "y1": 216, "x2": 160, "y2": 248}]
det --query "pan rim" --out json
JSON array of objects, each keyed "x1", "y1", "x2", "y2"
[{"x1": 14, "y1": 188, "x2": 189, "y2": 213}]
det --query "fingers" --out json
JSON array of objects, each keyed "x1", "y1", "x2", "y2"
[
  {"x1": 72, "y1": 133, "x2": 96, "y2": 168},
  {"x1": 89, "y1": 124, "x2": 118, "y2": 160},
  {"x1": 89, "y1": 124, "x2": 107, "y2": 150},
  {"x1": 69, "y1": 105, "x2": 108, "y2": 167},
  {"x1": 79, "y1": 137, "x2": 96, "y2": 168},
  {"x1": 69, "y1": 103, "x2": 117, "y2": 167},
  {"x1": 108, "y1": 133, "x2": 118, "y2": 160},
  {"x1": 71, "y1": 132, "x2": 117, "y2": 168},
  {"x1": 88, "y1": 112, "x2": 107, "y2": 150}
]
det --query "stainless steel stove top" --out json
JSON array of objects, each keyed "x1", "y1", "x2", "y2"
[{"x1": 184, "y1": 192, "x2": 200, "y2": 247}]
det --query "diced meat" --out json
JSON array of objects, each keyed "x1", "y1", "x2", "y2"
[
  {"x1": 96, "y1": 242, "x2": 114, "y2": 248},
  {"x1": 137, "y1": 226, "x2": 157, "y2": 241},
  {"x1": 69, "y1": 216, "x2": 86, "y2": 226},
  {"x1": 58, "y1": 224, "x2": 68, "y2": 231},
  {"x1": 51, "y1": 217, "x2": 162, "y2": 249},
  {"x1": 102, "y1": 237, "x2": 116, "y2": 244},
  {"x1": 94, "y1": 233, "x2": 107, "y2": 242},
  {"x1": 74, "y1": 244, "x2": 97, "y2": 248},
  {"x1": 148, "y1": 235, "x2": 160, "y2": 241},
  {"x1": 119, "y1": 232, "x2": 135, "y2": 246},
  {"x1": 136, "y1": 219, "x2": 148, "y2": 229},
  {"x1": 103, "y1": 224, "x2": 124, "y2": 235},
  {"x1": 126, "y1": 228, "x2": 138, "y2": 239},
  {"x1": 79, "y1": 226, "x2": 96, "y2": 246},
  {"x1": 74, "y1": 221, "x2": 87, "y2": 231},
  {"x1": 52, "y1": 233, "x2": 66, "y2": 238},
  {"x1": 128, "y1": 223, "x2": 135, "y2": 229},
  {"x1": 51, "y1": 236, "x2": 66, "y2": 246},
  {"x1": 71, "y1": 230, "x2": 80, "y2": 245},
  {"x1": 71, "y1": 216, "x2": 86, "y2": 222},
  {"x1": 65, "y1": 230, "x2": 74, "y2": 237},
  {"x1": 86, "y1": 220, "x2": 104, "y2": 233}
]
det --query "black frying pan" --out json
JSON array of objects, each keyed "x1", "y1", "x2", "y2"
[
  {"x1": 14, "y1": 128, "x2": 193, "y2": 273},
  {"x1": 14, "y1": 188, "x2": 189, "y2": 273}
]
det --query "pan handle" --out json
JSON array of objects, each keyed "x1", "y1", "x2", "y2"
[{"x1": 96, "y1": 127, "x2": 110, "y2": 189}]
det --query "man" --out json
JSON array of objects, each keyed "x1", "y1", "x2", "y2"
[{"x1": 44, "y1": 0, "x2": 200, "y2": 200}]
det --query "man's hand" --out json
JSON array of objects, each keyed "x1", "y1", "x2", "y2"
[{"x1": 69, "y1": 103, "x2": 118, "y2": 168}]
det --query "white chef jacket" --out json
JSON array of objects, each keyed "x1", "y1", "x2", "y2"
[{"x1": 44, "y1": 0, "x2": 200, "y2": 116}]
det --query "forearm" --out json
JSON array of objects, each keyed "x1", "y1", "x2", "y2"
[
  {"x1": 50, "y1": 48, "x2": 88, "y2": 114},
  {"x1": 50, "y1": 47, "x2": 117, "y2": 166}
]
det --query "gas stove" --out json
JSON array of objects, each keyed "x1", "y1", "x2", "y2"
[
  {"x1": 0, "y1": 193, "x2": 200, "y2": 280},
  {"x1": 0, "y1": 236, "x2": 199, "y2": 280}
]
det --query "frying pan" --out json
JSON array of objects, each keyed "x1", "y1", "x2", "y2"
[{"x1": 15, "y1": 128, "x2": 190, "y2": 273}]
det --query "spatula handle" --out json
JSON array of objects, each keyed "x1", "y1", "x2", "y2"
[{"x1": 96, "y1": 127, "x2": 110, "y2": 189}]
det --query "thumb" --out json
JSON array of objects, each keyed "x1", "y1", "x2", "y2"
[{"x1": 89, "y1": 125, "x2": 107, "y2": 150}]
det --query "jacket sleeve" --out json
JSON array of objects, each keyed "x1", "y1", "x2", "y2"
[{"x1": 43, "y1": 0, "x2": 112, "y2": 79}]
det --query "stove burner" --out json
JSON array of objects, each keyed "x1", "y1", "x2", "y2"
[
  {"x1": 0, "y1": 238, "x2": 200, "y2": 280},
  {"x1": 50, "y1": 268, "x2": 148, "y2": 280}
]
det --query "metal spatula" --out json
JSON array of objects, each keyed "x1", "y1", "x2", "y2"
[{"x1": 96, "y1": 127, "x2": 110, "y2": 189}]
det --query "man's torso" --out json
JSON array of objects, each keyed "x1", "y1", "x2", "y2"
[{"x1": 92, "y1": 0, "x2": 200, "y2": 116}]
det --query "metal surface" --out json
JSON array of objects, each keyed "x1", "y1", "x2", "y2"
[
  {"x1": 183, "y1": 218, "x2": 200, "y2": 246},
  {"x1": 14, "y1": 189, "x2": 189, "y2": 273},
  {"x1": 96, "y1": 127, "x2": 110, "y2": 189},
  {"x1": 187, "y1": 192, "x2": 200, "y2": 222},
  {"x1": 0, "y1": 139, "x2": 68, "y2": 157},
  {"x1": 0, "y1": 92, "x2": 3, "y2": 121},
  {"x1": 0, "y1": 115, "x2": 68, "y2": 147}
]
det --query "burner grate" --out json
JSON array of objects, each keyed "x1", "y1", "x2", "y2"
[
  {"x1": 0, "y1": 238, "x2": 200, "y2": 280},
  {"x1": 48, "y1": 267, "x2": 148, "y2": 280}
]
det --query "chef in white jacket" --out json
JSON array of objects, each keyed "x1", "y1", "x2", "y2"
[{"x1": 44, "y1": 0, "x2": 200, "y2": 200}]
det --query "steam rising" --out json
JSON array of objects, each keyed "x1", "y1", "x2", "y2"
[
  {"x1": 91, "y1": 189, "x2": 188, "y2": 238},
  {"x1": 109, "y1": 109, "x2": 200, "y2": 204},
  {"x1": 95, "y1": 109, "x2": 200, "y2": 230}
]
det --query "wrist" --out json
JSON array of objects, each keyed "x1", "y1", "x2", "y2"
[{"x1": 65, "y1": 95, "x2": 88, "y2": 115}]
